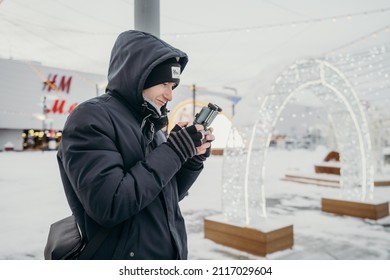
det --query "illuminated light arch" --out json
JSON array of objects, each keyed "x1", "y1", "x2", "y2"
[{"x1": 222, "y1": 58, "x2": 374, "y2": 227}]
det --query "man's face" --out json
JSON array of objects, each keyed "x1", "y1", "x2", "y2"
[{"x1": 142, "y1": 82, "x2": 176, "y2": 109}]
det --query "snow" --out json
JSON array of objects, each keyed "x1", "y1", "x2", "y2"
[{"x1": 0, "y1": 148, "x2": 390, "y2": 260}]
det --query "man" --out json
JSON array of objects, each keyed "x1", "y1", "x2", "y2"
[{"x1": 57, "y1": 30, "x2": 215, "y2": 259}]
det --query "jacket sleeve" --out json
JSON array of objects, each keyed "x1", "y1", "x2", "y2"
[
  {"x1": 175, "y1": 163, "x2": 203, "y2": 200},
  {"x1": 58, "y1": 101, "x2": 184, "y2": 227}
]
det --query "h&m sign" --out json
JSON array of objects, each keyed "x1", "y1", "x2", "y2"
[{"x1": 42, "y1": 74, "x2": 78, "y2": 114}]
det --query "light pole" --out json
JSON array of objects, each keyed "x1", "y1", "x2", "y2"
[
  {"x1": 192, "y1": 84, "x2": 197, "y2": 118},
  {"x1": 134, "y1": 0, "x2": 160, "y2": 37},
  {"x1": 42, "y1": 96, "x2": 47, "y2": 130},
  {"x1": 42, "y1": 96, "x2": 48, "y2": 151},
  {"x1": 223, "y1": 86, "x2": 238, "y2": 117}
]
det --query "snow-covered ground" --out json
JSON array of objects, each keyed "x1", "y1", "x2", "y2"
[{"x1": 0, "y1": 148, "x2": 389, "y2": 260}]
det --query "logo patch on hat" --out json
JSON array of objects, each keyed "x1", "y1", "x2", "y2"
[{"x1": 171, "y1": 66, "x2": 181, "y2": 79}]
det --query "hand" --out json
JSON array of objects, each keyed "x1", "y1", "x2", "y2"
[
  {"x1": 166, "y1": 122, "x2": 207, "y2": 162},
  {"x1": 195, "y1": 127, "x2": 215, "y2": 156},
  {"x1": 182, "y1": 126, "x2": 215, "y2": 169}
]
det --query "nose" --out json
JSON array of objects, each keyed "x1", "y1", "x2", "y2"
[{"x1": 163, "y1": 87, "x2": 173, "y2": 101}]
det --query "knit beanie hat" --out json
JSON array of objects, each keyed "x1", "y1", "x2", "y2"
[{"x1": 144, "y1": 58, "x2": 181, "y2": 89}]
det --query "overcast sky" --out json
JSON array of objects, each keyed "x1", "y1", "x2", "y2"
[{"x1": 0, "y1": 0, "x2": 389, "y2": 96}]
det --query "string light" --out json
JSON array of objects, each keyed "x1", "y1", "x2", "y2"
[
  {"x1": 326, "y1": 25, "x2": 390, "y2": 55},
  {"x1": 221, "y1": 44, "x2": 389, "y2": 225},
  {"x1": 24, "y1": 60, "x2": 102, "y2": 94},
  {"x1": 164, "y1": 7, "x2": 390, "y2": 37}
]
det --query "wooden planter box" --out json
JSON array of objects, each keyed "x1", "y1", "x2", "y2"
[
  {"x1": 204, "y1": 215, "x2": 293, "y2": 256},
  {"x1": 314, "y1": 165, "x2": 340, "y2": 175},
  {"x1": 211, "y1": 148, "x2": 224, "y2": 156},
  {"x1": 321, "y1": 198, "x2": 389, "y2": 220}
]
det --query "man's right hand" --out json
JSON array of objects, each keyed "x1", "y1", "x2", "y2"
[{"x1": 166, "y1": 122, "x2": 210, "y2": 162}]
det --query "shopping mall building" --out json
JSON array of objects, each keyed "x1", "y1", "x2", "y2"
[
  {"x1": 0, "y1": 58, "x2": 106, "y2": 151},
  {"x1": 0, "y1": 58, "x2": 236, "y2": 152}
]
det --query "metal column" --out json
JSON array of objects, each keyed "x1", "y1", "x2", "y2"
[{"x1": 134, "y1": 0, "x2": 160, "y2": 37}]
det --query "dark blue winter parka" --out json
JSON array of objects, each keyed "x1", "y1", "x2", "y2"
[{"x1": 57, "y1": 30, "x2": 202, "y2": 260}]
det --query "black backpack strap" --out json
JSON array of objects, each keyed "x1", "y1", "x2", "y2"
[{"x1": 77, "y1": 226, "x2": 112, "y2": 260}]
